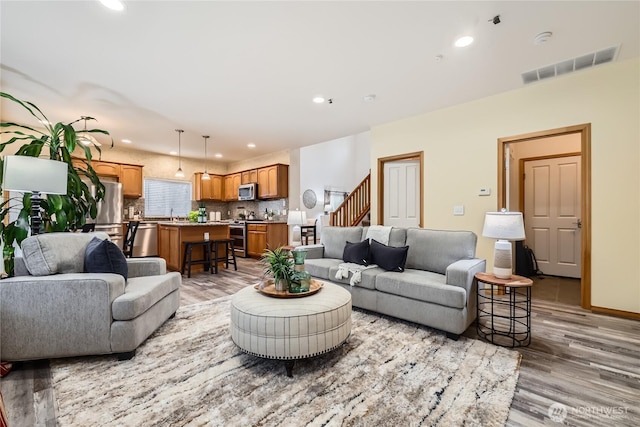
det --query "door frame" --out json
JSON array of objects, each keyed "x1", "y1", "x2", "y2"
[
  {"x1": 377, "y1": 151, "x2": 424, "y2": 227},
  {"x1": 498, "y1": 124, "x2": 591, "y2": 309}
]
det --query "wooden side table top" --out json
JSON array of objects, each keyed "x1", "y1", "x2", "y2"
[{"x1": 475, "y1": 272, "x2": 533, "y2": 288}]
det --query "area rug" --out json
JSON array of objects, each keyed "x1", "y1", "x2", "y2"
[{"x1": 51, "y1": 298, "x2": 521, "y2": 426}]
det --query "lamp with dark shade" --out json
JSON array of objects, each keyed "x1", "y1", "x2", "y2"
[
  {"x1": 482, "y1": 209, "x2": 526, "y2": 279},
  {"x1": 2, "y1": 155, "x2": 68, "y2": 235}
]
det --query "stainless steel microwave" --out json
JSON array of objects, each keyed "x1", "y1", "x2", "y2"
[{"x1": 238, "y1": 183, "x2": 257, "y2": 200}]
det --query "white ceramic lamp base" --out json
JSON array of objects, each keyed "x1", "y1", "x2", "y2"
[{"x1": 493, "y1": 240, "x2": 513, "y2": 279}]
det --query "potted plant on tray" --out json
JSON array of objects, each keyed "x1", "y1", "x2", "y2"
[{"x1": 260, "y1": 246, "x2": 294, "y2": 292}]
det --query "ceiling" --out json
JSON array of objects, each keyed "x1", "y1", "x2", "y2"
[{"x1": 1, "y1": 1, "x2": 638, "y2": 163}]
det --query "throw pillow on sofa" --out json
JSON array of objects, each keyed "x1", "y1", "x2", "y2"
[
  {"x1": 370, "y1": 239, "x2": 409, "y2": 272},
  {"x1": 343, "y1": 240, "x2": 370, "y2": 265},
  {"x1": 84, "y1": 237, "x2": 128, "y2": 280}
]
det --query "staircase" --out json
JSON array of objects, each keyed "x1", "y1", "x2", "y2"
[{"x1": 329, "y1": 173, "x2": 370, "y2": 227}]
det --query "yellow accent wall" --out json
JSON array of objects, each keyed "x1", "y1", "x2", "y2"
[{"x1": 371, "y1": 58, "x2": 640, "y2": 313}]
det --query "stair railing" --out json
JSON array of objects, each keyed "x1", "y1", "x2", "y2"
[{"x1": 330, "y1": 173, "x2": 370, "y2": 227}]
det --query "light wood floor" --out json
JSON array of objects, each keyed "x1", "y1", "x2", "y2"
[{"x1": 2, "y1": 258, "x2": 638, "y2": 426}]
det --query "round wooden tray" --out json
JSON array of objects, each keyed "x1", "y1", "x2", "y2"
[{"x1": 254, "y1": 279, "x2": 323, "y2": 298}]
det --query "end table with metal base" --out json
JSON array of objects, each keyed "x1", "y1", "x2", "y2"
[{"x1": 475, "y1": 272, "x2": 533, "y2": 348}]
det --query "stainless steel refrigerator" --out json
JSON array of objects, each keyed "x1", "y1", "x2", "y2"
[{"x1": 90, "y1": 181, "x2": 124, "y2": 248}]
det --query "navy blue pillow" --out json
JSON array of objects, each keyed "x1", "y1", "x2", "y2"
[
  {"x1": 369, "y1": 239, "x2": 409, "y2": 272},
  {"x1": 84, "y1": 237, "x2": 128, "y2": 280},
  {"x1": 342, "y1": 240, "x2": 370, "y2": 265}
]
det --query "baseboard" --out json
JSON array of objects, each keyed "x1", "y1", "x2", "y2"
[{"x1": 591, "y1": 305, "x2": 640, "y2": 320}]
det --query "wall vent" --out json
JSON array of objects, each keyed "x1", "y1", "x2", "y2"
[{"x1": 522, "y1": 46, "x2": 619, "y2": 84}]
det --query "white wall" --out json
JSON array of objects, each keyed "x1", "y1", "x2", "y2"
[
  {"x1": 226, "y1": 150, "x2": 290, "y2": 174},
  {"x1": 371, "y1": 58, "x2": 640, "y2": 314},
  {"x1": 299, "y1": 131, "x2": 371, "y2": 233}
]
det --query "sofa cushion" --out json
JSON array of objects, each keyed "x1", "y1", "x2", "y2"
[
  {"x1": 21, "y1": 232, "x2": 110, "y2": 276},
  {"x1": 404, "y1": 228, "x2": 477, "y2": 275},
  {"x1": 328, "y1": 265, "x2": 381, "y2": 290},
  {"x1": 305, "y1": 258, "x2": 343, "y2": 280},
  {"x1": 370, "y1": 239, "x2": 409, "y2": 272},
  {"x1": 84, "y1": 237, "x2": 128, "y2": 280},
  {"x1": 111, "y1": 272, "x2": 181, "y2": 321},
  {"x1": 361, "y1": 227, "x2": 407, "y2": 247},
  {"x1": 321, "y1": 227, "x2": 363, "y2": 259},
  {"x1": 342, "y1": 240, "x2": 370, "y2": 265},
  {"x1": 375, "y1": 269, "x2": 467, "y2": 309}
]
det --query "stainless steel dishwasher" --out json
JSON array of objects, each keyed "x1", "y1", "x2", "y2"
[{"x1": 132, "y1": 222, "x2": 158, "y2": 257}]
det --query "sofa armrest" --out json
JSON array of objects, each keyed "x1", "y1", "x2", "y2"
[
  {"x1": 0, "y1": 273, "x2": 125, "y2": 361},
  {"x1": 445, "y1": 258, "x2": 486, "y2": 309},
  {"x1": 294, "y1": 244, "x2": 325, "y2": 259},
  {"x1": 126, "y1": 257, "x2": 167, "y2": 278}
]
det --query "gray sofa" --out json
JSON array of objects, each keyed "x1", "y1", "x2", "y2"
[
  {"x1": 298, "y1": 226, "x2": 486, "y2": 339},
  {"x1": 0, "y1": 232, "x2": 181, "y2": 361}
]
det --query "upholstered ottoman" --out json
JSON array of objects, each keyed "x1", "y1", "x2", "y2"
[{"x1": 230, "y1": 282, "x2": 352, "y2": 376}]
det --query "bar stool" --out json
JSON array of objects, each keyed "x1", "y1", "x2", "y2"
[
  {"x1": 122, "y1": 221, "x2": 140, "y2": 258},
  {"x1": 181, "y1": 241, "x2": 213, "y2": 278},
  {"x1": 211, "y1": 238, "x2": 238, "y2": 273}
]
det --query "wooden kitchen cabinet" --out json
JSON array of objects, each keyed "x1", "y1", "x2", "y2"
[
  {"x1": 120, "y1": 164, "x2": 143, "y2": 198},
  {"x1": 224, "y1": 173, "x2": 241, "y2": 201},
  {"x1": 194, "y1": 173, "x2": 224, "y2": 201},
  {"x1": 72, "y1": 157, "x2": 143, "y2": 198},
  {"x1": 257, "y1": 164, "x2": 288, "y2": 199},
  {"x1": 158, "y1": 223, "x2": 230, "y2": 272},
  {"x1": 158, "y1": 225, "x2": 181, "y2": 271},
  {"x1": 247, "y1": 224, "x2": 267, "y2": 258},
  {"x1": 92, "y1": 161, "x2": 120, "y2": 177},
  {"x1": 247, "y1": 222, "x2": 288, "y2": 258},
  {"x1": 241, "y1": 169, "x2": 257, "y2": 184}
]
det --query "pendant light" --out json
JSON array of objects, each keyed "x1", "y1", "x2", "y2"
[
  {"x1": 77, "y1": 116, "x2": 101, "y2": 147},
  {"x1": 202, "y1": 135, "x2": 210, "y2": 180},
  {"x1": 175, "y1": 129, "x2": 184, "y2": 178}
]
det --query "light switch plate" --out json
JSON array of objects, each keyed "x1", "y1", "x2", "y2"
[
  {"x1": 479, "y1": 188, "x2": 491, "y2": 196},
  {"x1": 453, "y1": 205, "x2": 464, "y2": 215}
]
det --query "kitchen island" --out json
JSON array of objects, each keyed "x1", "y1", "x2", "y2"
[{"x1": 157, "y1": 222, "x2": 230, "y2": 272}]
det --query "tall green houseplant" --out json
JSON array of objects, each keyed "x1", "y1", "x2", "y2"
[{"x1": 0, "y1": 92, "x2": 112, "y2": 275}]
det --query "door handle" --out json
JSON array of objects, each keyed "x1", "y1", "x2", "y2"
[{"x1": 573, "y1": 219, "x2": 582, "y2": 229}]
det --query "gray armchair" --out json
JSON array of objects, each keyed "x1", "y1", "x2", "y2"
[{"x1": 0, "y1": 232, "x2": 180, "y2": 362}]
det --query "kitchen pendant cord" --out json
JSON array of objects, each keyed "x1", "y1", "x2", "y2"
[{"x1": 175, "y1": 129, "x2": 184, "y2": 177}]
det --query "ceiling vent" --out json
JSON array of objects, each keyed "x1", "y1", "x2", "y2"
[{"x1": 522, "y1": 46, "x2": 619, "y2": 84}]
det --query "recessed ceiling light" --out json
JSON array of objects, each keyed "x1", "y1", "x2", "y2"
[
  {"x1": 313, "y1": 96, "x2": 325, "y2": 104},
  {"x1": 169, "y1": 151, "x2": 177, "y2": 156},
  {"x1": 121, "y1": 139, "x2": 132, "y2": 144},
  {"x1": 215, "y1": 153, "x2": 223, "y2": 158},
  {"x1": 100, "y1": 0, "x2": 125, "y2": 11},
  {"x1": 454, "y1": 36, "x2": 474, "y2": 48},
  {"x1": 247, "y1": 143, "x2": 256, "y2": 148}
]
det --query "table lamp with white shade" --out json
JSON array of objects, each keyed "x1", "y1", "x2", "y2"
[
  {"x1": 2, "y1": 155, "x2": 68, "y2": 235},
  {"x1": 287, "y1": 209, "x2": 306, "y2": 244},
  {"x1": 482, "y1": 209, "x2": 526, "y2": 279}
]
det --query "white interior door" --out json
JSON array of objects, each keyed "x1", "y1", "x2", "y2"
[
  {"x1": 524, "y1": 156, "x2": 581, "y2": 278},
  {"x1": 383, "y1": 160, "x2": 420, "y2": 227}
]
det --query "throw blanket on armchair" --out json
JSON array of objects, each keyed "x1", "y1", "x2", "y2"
[
  {"x1": 365, "y1": 226, "x2": 393, "y2": 245},
  {"x1": 336, "y1": 262, "x2": 378, "y2": 286}
]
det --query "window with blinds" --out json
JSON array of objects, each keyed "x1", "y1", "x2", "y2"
[{"x1": 144, "y1": 178, "x2": 192, "y2": 217}]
